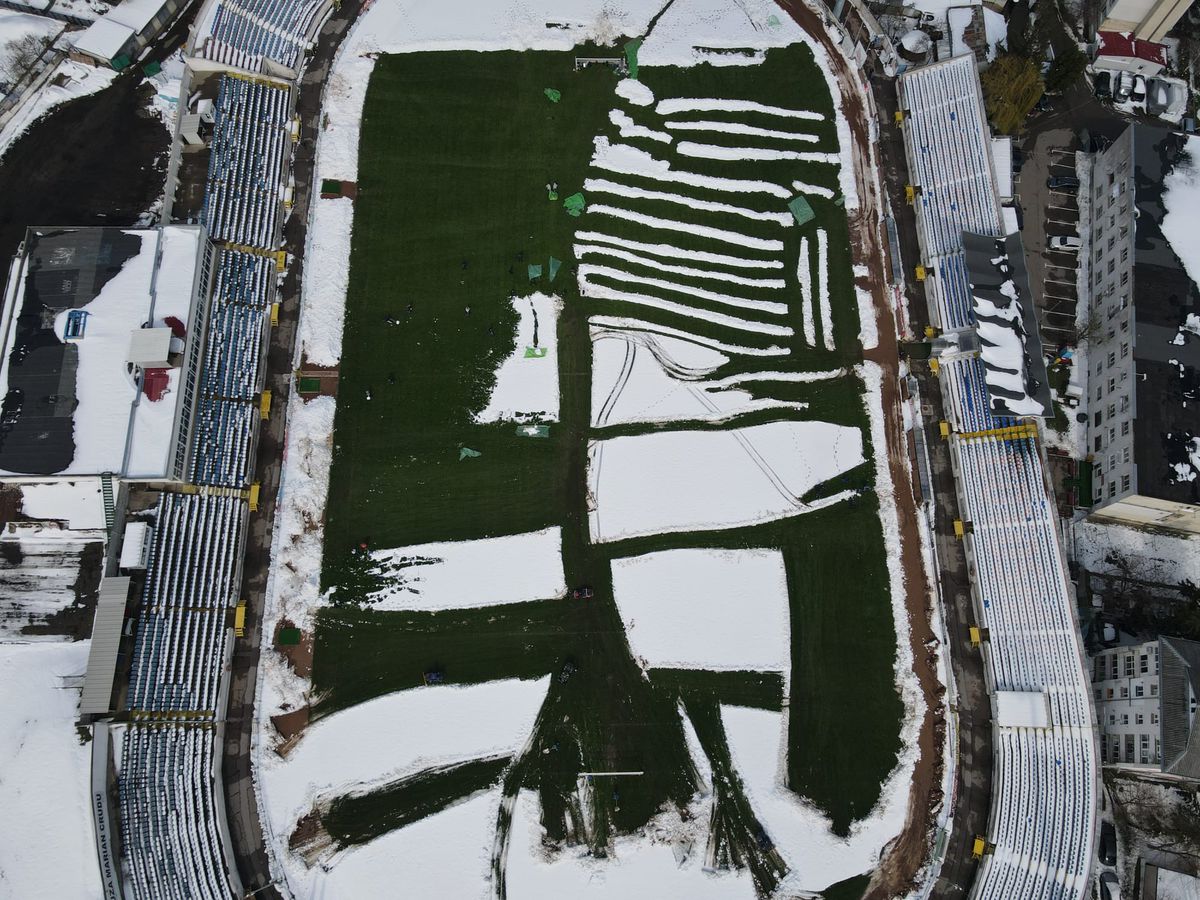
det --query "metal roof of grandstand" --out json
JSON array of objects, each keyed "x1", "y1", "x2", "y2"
[
  {"x1": 1160, "y1": 635, "x2": 1200, "y2": 779},
  {"x1": 962, "y1": 231, "x2": 1053, "y2": 418},
  {"x1": 0, "y1": 226, "x2": 202, "y2": 479},
  {"x1": 80, "y1": 576, "x2": 131, "y2": 716}
]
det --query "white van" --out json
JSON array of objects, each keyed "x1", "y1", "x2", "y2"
[{"x1": 1049, "y1": 235, "x2": 1082, "y2": 251}]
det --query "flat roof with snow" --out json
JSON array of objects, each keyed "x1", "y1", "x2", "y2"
[
  {"x1": 0, "y1": 226, "x2": 205, "y2": 480},
  {"x1": 994, "y1": 690, "x2": 1052, "y2": 728},
  {"x1": 71, "y1": 17, "x2": 135, "y2": 62}
]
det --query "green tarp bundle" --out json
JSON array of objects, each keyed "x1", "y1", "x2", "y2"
[
  {"x1": 788, "y1": 195, "x2": 815, "y2": 226},
  {"x1": 548, "y1": 256, "x2": 562, "y2": 281},
  {"x1": 459, "y1": 447, "x2": 482, "y2": 461},
  {"x1": 624, "y1": 39, "x2": 642, "y2": 79},
  {"x1": 524, "y1": 346, "x2": 548, "y2": 358},
  {"x1": 527, "y1": 263, "x2": 543, "y2": 280},
  {"x1": 562, "y1": 193, "x2": 586, "y2": 217},
  {"x1": 544, "y1": 87, "x2": 561, "y2": 102}
]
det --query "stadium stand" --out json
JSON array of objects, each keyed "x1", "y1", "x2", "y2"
[
  {"x1": 897, "y1": 54, "x2": 1004, "y2": 332},
  {"x1": 903, "y1": 53, "x2": 1099, "y2": 900},
  {"x1": 202, "y1": 75, "x2": 292, "y2": 251},
  {"x1": 194, "y1": 0, "x2": 330, "y2": 74},
  {"x1": 120, "y1": 493, "x2": 247, "y2": 900}
]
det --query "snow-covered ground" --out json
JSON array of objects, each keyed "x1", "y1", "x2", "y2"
[
  {"x1": 0, "y1": 9, "x2": 61, "y2": 85},
  {"x1": 1073, "y1": 517, "x2": 1200, "y2": 587},
  {"x1": 0, "y1": 640, "x2": 101, "y2": 898},
  {"x1": 0, "y1": 59, "x2": 115, "y2": 162},
  {"x1": 611, "y1": 548, "x2": 790, "y2": 672},
  {"x1": 365, "y1": 529, "x2": 566, "y2": 611},
  {"x1": 723, "y1": 704, "x2": 915, "y2": 893},
  {"x1": 20, "y1": 478, "x2": 107, "y2": 531},
  {"x1": 476, "y1": 293, "x2": 561, "y2": 423},
  {"x1": 1161, "y1": 134, "x2": 1200, "y2": 290},
  {"x1": 588, "y1": 420, "x2": 865, "y2": 542},
  {"x1": 258, "y1": 677, "x2": 549, "y2": 888}
]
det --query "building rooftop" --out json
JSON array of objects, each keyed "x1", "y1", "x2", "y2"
[
  {"x1": 1160, "y1": 635, "x2": 1200, "y2": 778},
  {"x1": 1096, "y1": 30, "x2": 1169, "y2": 69},
  {"x1": 0, "y1": 226, "x2": 203, "y2": 479},
  {"x1": 1129, "y1": 125, "x2": 1200, "y2": 504},
  {"x1": 962, "y1": 231, "x2": 1053, "y2": 417}
]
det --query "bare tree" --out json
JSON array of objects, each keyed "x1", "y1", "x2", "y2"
[{"x1": 1, "y1": 34, "x2": 51, "y2": 83}]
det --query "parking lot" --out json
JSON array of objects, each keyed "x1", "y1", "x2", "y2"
[{"x1": 1015, "y1": 130, "x2": 1083, "y2": 347}]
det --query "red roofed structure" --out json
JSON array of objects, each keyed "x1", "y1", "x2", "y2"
[{"x1": 1095, "y1": 30, "x2": 1168, "y2": 75}]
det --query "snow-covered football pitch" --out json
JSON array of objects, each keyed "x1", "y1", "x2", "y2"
[{"x1": 255, "y1": 2, "x2": 925, "y2": 897}]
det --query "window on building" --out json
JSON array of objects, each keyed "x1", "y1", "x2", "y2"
[
  {"x1": 1109, "y1": 404, "x2": 1117, "y2": 419},
  {"x1": 1097, "y1": 360, "x2": 1104, "y2": 374},
  {"x1": 1121, "y1": 270, "x2": 1129, "y2": 285},
  {"x1": 1123, "y1": 447, "x2": 1130, "y2": 464},
  {"x1": 1141, "y1": 653, "x2": 1149, "y2": 673},
  {"x1": 1095, "y1": 657, "x2": 1107, "y2": 680},
  {"x1": 1108, "y1": 352, "x2": 1116, "y2": 366},
  {"x1": 1109, "y1": 377, "x2": 1116, "y2": 393},
  {"x1": 1151, "y1": 682, "x2": 1158, "y2": 696},
  {"x1": 1122, "y1": 474, "x2": 1131, "y2": 492},
  {"x1": 1111, "y1": 657, "x2": 1119, "y2": 679},
  {"x1": 1108, "y1": 235, "x2": 1116, "y2": 250},
  {"x1": 1095, "y1": 436, "x2": 1103, "y2": 452},
  {"x1": 1121, "y1": 421, "x2": 1130, "y2": 436},
  {"x1": 1122, "y1": 714, "x2": 1129, "y2": 725},
  {"x1": 1097, "y1": 386, "x2": 1104, "y2": 402},
  {"x1": 1125, "y1": 733, "x2": 1135, "y2": 758},
  {"x1": 1111, "y1": 714, "x2": 1118, "y2": 725},
  {"x1": 1136, "y1": 713, "x2": 1144, "y2": 725},
  {"x1": 1107, "y1": 688, "x2": 1115, "y2": 699},
  {"x1": 1152, "y1": 712, "x2": 1159, "y2": 725},
  {"x1": 1109, "y1": 453, "x2": 1117, "y2": 470},
  {"x1": 1121, "y1": 246, "x2": 1128, "y2": 262},
  {"x1": 1125, "y1": 655, "x2": 1135, "y2": 676},
  {"x1": 1109, "y1": 427, "x2": 1116, "y2": 443},
  {"x1": 1110, "y1": 482, "x2": 1118, "y2": 498},
  {"x1": 1121, "y1": 342, "x2": 1129, "y2": 358},
  {"x1": 1121, "y1": 319, "x2": 1129, "y2": 332},
  {"x1": 1108, "y1": 259, "x2": 1116, "y2": 274}
]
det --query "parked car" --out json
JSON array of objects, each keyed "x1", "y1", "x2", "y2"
[
  {"x1": 1131, "y1": 74, "x2": 1147, "y2": 104},
  {"x1": 1094, "y1": 70, "x2": 1112, "y2": 100},
  {"x1": 1100, "y1": 871, "x2": 1121, "y2": 900},
  {"x1": 1049, "y1": 235, "x2": 1082, "y2": 251},
  {"x1": 1099, "y1": 820, "x2": 1117, "y2": 866},
  {"x1": 1114, "y1": 71, "x2": 1133, "y2": 102},
  {"x1": 571, "y1": 585, "x2": 594, "y2": 600},
  {"x1": 1047, "y1": 175, "x2": 1080, "y2": 191},
  {"x1": 559, "y1": 660, "x2": 577, "y2": 684}
]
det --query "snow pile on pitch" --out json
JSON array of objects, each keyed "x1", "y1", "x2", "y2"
[
  {"x1": 588, "y1": 420, "x2": 864, "y2": 542},
  {"x1": 476, "y1": 293, "x2": 561, "y2": 424},
  {"x1": 298, "y1": 197, "x2": 354, "y2": 366},
  {"x1": 612, "y1": 548, "x2": 790, "y2": 672},
  {"x1": 368, "y1": 529, "x2": 566, "y2": 611}
]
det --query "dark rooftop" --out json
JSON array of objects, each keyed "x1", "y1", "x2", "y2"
[
  {"x1": 0, "y1": 228, "x2": 141, "y2": 475},
  {"x1": 1130, "y1": 125, "x2": 1200, "y2": 504}
]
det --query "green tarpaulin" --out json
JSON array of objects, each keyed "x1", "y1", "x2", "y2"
[
  {"x1": 548, "y1": 256, "x2": 562, "y2": 281},
  {"x1": 528, "y1": 263, "x2": 543, "y2": 280},
  {"x1": 544, "y1": 87, "x2": 561, "y2": 102},
  {"x1": 524, "y1": 346, "x2": 548, "y2": 358},
  {"x1": 278, "y1": 627, "x2": 301, "y2": 646},
  {"x1": 459, "y1": 447, "x2": 482, "y2": 461},
  {"x1": 562, "y1": 193, "x2": 586, "y2": 217},
  {"x1": 624, "y1": 39, "x2": 642, "y2": 79},
  {"x1": 788, "y1": 195, "x2": 815, "y2": 226}
]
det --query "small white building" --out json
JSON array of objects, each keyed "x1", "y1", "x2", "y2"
[{"x1": 72, "y1": 0, "x2": 186, "y2": 68}]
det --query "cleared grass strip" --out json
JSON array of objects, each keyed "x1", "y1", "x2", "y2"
[
  {"x1": 577, "y1": 231, "x2": 784, "y2": 270},
  {"x1": 677, "y1": 142, "x2": 840, "y2": 164},
  {"x1": 584, "y1": 177, "x2": 793, "y2": 226},
  {"x1": 791, "y1": 179, "x2": 836, "y2": 199},
  {"x1": 582, "y1": 281, "x2": 794, "y2": 337},
  {"x1": 579, "y1": 263, "x2": 787, "y2": 315},
  {"x1": 590, "y1": 314, "x2": 790, "y2": 357},
  {"x1": 591, "y1": 140, "x2": 792, "y2": 198},
  {"x1": 797, "y1": 236, "x2": 815, "y2": 347},
  {"x1": 817, "y1": 229, "x2": 835, "y2": 351},
  {"x1": 576, "y1": 244, "x2": 785, "y2": 289},
  {"x1": 587, "y1": 204, "x2": 783, "y2": 252},
  {"x1": 608, "y1": 109, "x2": 671, "y2": 143},
  {"x1": 655, "y1": 97, "x2": 824, "y2": 120},
  {"x1": 664, "y1": 120, "x2": 820, "y2": 143}
]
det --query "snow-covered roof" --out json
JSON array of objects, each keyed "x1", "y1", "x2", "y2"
[
  {"x1": 994, "y1": 690, "x2": 1052, "y2": 727},
  {"x1": 104, "y1": 0, "x2": 168, "y2": 33},
  {"x1": 71, "y1": 17, "x2": 134, "y2": 62},
  {"x1": 1097, "y1": 30, "x2": 1168, "y2": 68},
  {"x1": 962, "y1": 231, "x2": 1053, "y2": 418},
  {"x1": 0, "y1": 226, "x2": 204, "y2": 479},
  {"x1": 80, "y1": 576, "x2": 131, "y2": 715},
  {"x1": 991, "y1": 136, "x2": 1013, "y2": 202}
]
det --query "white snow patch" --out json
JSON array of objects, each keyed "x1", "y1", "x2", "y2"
[
  {"x1": 1162, "y1": 134, "x2": 1200, "y2": 291},
  {"x1": 816, "y1": 229, "x2": 835, "y2": 351},
  {"x1": 608, "y1": 108, "x2": 671, "y2": 143},
  {"x1": 580, "y1": 262, "x2": 786, "y2": 315},
  {"x1": 477, "y1": 293, "x2": 560, "y2": 424},
  {"x1": 0, "y1": 641, "x2": 102, "y2": 899},
  {"x1": 588, "y1": 420, "x2": 865, "y2": 542},
  {"x1": 591, "y1": 328, "x2": 804, "y2": 426},
  {"x1": 797, "y1": 235, "x2": 815, "y2": 347},
  {"x1": 856, "y1": 284, "x2": 879, "y2": 350},
  {"x1": 578, "y1": 230, "x2": 783, "y2": 270},
  {"x1": 791, "y1": 179, "x2": 836, "y2": 199},
  {"x1": 298, "y1": 197, "x2": 354, "y2": 367},
  {"x1": 589, "y1": 314, "x2": 789, "y2": 357},
  {"x1": 20, "y1": 479, "x2": 107, "y2": 531},
  {"x1": 584, "y1": 176, "x2": 793, "y2": 226},
  {"x1": 366, "y1": 529, "x2": 566, "y2": 611},
  {"x1": 580, "y1": 279, "x2": 793, "y2": 338},
  {"x1": 615, "y1": 77, "x2": 654, "y2": 106},
  {"x1": 664, "y1": 119, "x2": 820, "y2": 143},
  {"x1": 612, "y1": 548, "x2": 790, "y2": 671},
  {"x1": 587, "y1": 204, "x2": 784, "y2": 252},
  {"x1": 722, "y1": 704, "x2": 913, "y2": 893},
  {"x1": 260, "y1": 677, "x2": 549, "y2": 846},
  {"x1": 589, "y1": 136, "x2": 793, "y2": 199},
  {"x1": 576, "y1": 243, "x2": 785, "y2": 289},
  {"x1": 506, "y1": 788, "x2": 753, "y2": 898},
  {"x1": 677, "y1": 141, "x2": 840, "y2": 165},
  {"x1": 654, "y1": 98, "x2": 823, "y2": 120}
]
